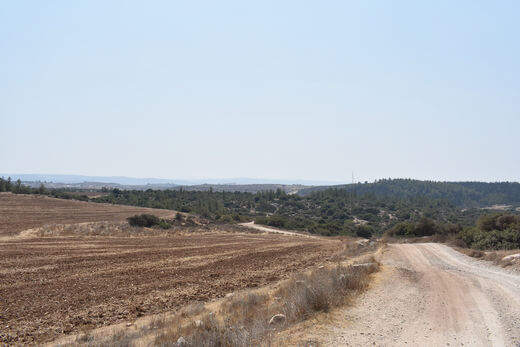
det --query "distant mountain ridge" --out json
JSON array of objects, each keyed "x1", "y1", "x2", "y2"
[
  {"x1": 0, "y1": 174, "x2": 178, "y2": 186},
  {"x1": 298, "y1": 179, "x2": 520, "y2": 208},
  {"x1": 19, "y1": 180, "x2": 308, "y2": 194},
  {"x1": 0, "y1": 173, "x2": 340, "y2": 187}
]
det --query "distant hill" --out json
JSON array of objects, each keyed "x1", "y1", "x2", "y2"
[
  {"x1": 18, "y1": 180, "x2": 309, "y2": 194},
  {"x1": 298, "y1": 179, "x2": 520, "y2": 208},
  {"x1": 20, "y1": 181, "x2": 180, "y2": 191},
  {"x1": 0, "y1": 174, "x2": 179, "y2": 186},
  {"x1": 0, "y1": 173, "x2": 338, "y2": 187},
  {"x1": 171, "y1": 184, "x2": 307, "y2": 194}
]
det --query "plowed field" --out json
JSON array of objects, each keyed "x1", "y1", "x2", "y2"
[
  {"x1": 0, "y1": 193, "x2": 175, "y2": 237},
  {"x1": 0, "y1": 194, "x2": 340, "y2": 345}
]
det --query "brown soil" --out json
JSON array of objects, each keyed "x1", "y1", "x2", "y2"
[
  {"x1": 0, "y1": 193, "x2": 175, "y2": 237},
  {"x1": 0, "y1": 231, "x2": 339, "y2": 345}
]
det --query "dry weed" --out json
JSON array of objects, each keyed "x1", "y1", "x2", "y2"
[
  {"x1": 152, "y1": 257, "x2": 379, "y2": 347},
  {"x1": 60, "y1": 246, "x2": 380, "y2": 347}
]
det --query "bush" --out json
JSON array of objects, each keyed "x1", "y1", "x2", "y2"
[
  {"x1": 220, "y1": 215, "x2": 234, "y2": 223},
  {"x1": 127, "y1": 214, "x2": 170, "y2": 228},
  {"x1": 457, "y1": 213, "x2": 520, "y2": 250},
  {"x1": 386, "y1": 217, "x2": 441, "y2": 237},
  {"x1": 159, "y1": 220, "x2": 172, "y2": 229},
  {"x1": 386, "y1": 222, "x2": 415, "y2": 237},
  {"x1": 355, "y1": 225, "x2": 374, "y2": 239}
]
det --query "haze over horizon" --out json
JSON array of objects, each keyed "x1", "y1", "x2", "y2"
[
  {"x1": 0, "y1": 172, "x2": 344, "y2": 186},
  {"x1": 1, "y1": 1, "x2": 519, "y2": 183},
  {"x1": 2, "y1": 173, "x2": 519, "y2": 187}
]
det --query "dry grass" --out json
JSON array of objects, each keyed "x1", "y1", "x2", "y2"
[
  {"x1": 65, "y1": 251, "x2": 379, "y2": 347},
  {"x1": 31, "y1": 220, "x2": 245, "y2": 238},
  {"x1": 333, "y1": 239, "x2": 382, "y2": 259},
  {"x1": 34, "y1": 221, "x2": 142, "y2": 237},
  {"x1": 455, "y1": 247, "x2": 520, "y2": 269},
  {"x1": 157, "y1": 258, "x2": 379, "y2": 347}
]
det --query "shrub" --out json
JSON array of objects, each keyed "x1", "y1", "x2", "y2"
[
  {"x1": 159, "y1": 220, "x2": 172, "y2": 229},
  {"x1": 386, "y1": 217, "x2": 442, "y2": 237},
  {"x1": 220, "y1": 215, "x2": 234, "y2": 223},
  {"x1": 457, "y1": 213, "x2": 520, "y2": 250},
  {"x1": 387, "y1": 222, "x2": 415, "y2": 237},
  {"x1": 127, "y1": 214, "x2": 171, "y2": 229},
  {"x1": 356, "y1": 225, "x2": 374, "y2": 239}
]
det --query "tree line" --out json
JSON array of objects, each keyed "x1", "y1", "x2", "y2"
[
  {"x1": 0, "y1": 177, "x2": 90, "y2": 201},
  {"x1": 386, "y1": 213, "x2": 520, "y2": 250},
  {"x1": 92, "y1": 186, "x2": 498, "y2": 237},
  {"x1": 3, "y1": 176, "x2": 519, "y2": 244},
  {"x1": 298, "y1": 179, "x2": 520, "y2": 208}
]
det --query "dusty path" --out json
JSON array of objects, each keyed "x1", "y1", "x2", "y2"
[
  {"x1": 239, "y1": 221, "x2": 317, "y2": 238},
  {"x1": 280, "y1": 243, "x2": 520, "y2": 346}
]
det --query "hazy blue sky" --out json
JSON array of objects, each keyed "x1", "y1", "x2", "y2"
[{"x1": 1, "y1": 1, "x2": 518, "y2": 183}]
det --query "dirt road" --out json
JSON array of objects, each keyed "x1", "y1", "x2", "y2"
[
  {"x1": 240, "y1": 221, "x2": 316, "y2": 238},
  {"x1": 281, "y1": 243, "x2": 520, "y2": 346}
]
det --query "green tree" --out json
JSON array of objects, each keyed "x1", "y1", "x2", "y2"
[{"x1": 14, "y1": 179, "x2": 22, "y2": 193}]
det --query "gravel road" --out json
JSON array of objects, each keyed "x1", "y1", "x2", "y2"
[{"x1": 288, "y1": 243, "x2": 520, "y2": 346}]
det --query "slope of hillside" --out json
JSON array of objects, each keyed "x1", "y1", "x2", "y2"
[
  {"x1": 0, "y1": 193, "x2": 175, "y2": 237},
  {"x1": 298, "y1": 179, "x2": 520, "y2": 208}
]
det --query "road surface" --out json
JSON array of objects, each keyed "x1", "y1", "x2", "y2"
[
  {"x1": 282, "y1": 243, "x2": 520, "y2": 346},
  {"x1": 239, "y1": 221, "x2": 317, "y2": 238}
]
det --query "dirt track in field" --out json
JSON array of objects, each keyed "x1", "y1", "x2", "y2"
[
  {"x1": 0, "y1": 193, "x2": 175, "y2": 237},
  {"x1": 240, "y1": 221, "x2": 317, "y2": 238},
  {"x1": 0, "y1": 232, "x2": 339, "y2": 345},
  {"x1": 280, "y1": 243, "x2": 520, "y2": 347}
]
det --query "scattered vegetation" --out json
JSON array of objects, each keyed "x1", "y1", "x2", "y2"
[
  {"x1": 458, "y1": 213, "x2": 520, "y2": 250},
  {"x1": 386, "y1": 217, "x2": 462, "y2": 238},
  {"x1": 93, "y1": 186, "x2": 501, "y2": 236},
  {"x1": 385, "y1": 213, "x2": 520, "y2": 251},
  {"x1": 0, "y1": 176, "x2": 90, "y2": 200},
  {"x1": 170, "y1": 263, "x2": 378, "y2": 346},
  {"x1": 3, "y1": 176, "x2": 519, "y2": 242},
  {"x1": 156, "y1": 257, "x2": 378, "y2": 347},
  {"x1": 70, "y1": 254, "x2": 379, "y2": 347}
]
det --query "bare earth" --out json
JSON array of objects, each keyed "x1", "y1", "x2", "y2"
[
  {"x1": 0, "y1": 193, "x2": 176, "y2": 237},
  {"x1": 0, "y1": 194, "x2": 341, "y2": 345},
  {"x1": 280, "y1": 243, "x2": 520, "y2": 346}
]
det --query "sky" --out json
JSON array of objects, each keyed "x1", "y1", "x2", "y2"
[{"x1": 1, "y1": 1, "x2": 519, "y2": 183}]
